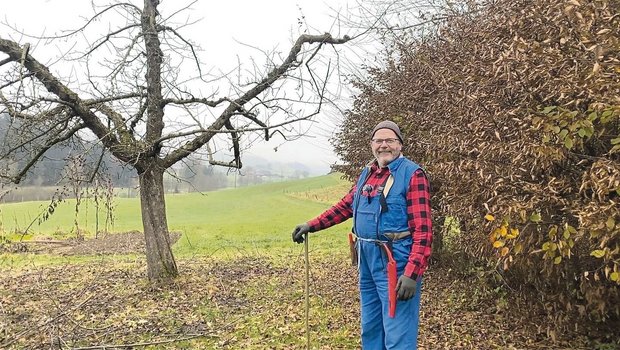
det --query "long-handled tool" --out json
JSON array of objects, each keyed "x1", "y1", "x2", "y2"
[{"x1": 304, "y1": 233, "x2": 310, "y2": 349}]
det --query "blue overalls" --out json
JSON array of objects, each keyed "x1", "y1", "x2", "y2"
[{"x1": 352, "y1": 157, "x2": 423, "y2": 350}]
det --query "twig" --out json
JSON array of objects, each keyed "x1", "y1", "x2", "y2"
[
  {"x1": 304, "y1": 234, "x2": 311, "y2": 350},
  {"x1": 0, "y1": 295, "x2": 94, "y2": 348},
  {"x1": 17, "y1": 240, "x2": 72, "y2": 245},
  {"x1": 70, "y1": 333, "x2": 217, "y2": 350},
  {"x1": 69, "y1": 315, "x2": 245, "y2": 350}
]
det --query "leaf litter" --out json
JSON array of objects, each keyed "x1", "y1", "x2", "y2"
[{"x1": 0, "y1": 233, "x2": 610, "y2": 349}]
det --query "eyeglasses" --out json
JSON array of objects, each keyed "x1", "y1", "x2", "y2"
[{"x1": 371, "y1": 138, "x2": 399, "y2": 145}]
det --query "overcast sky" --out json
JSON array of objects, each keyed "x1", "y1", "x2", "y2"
[{"x1": 2, "y1": 0, "x2": 372, "y2": 174}]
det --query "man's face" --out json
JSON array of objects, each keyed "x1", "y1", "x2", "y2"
[{"x1": 371, "y1": 128, "x2": 402, "y2": 167}]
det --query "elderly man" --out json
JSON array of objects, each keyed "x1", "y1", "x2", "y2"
[{"x1": 292, "y1": 120, "x2": 432, "y2": 349}]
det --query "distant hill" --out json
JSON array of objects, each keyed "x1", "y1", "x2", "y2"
[{"x1": 241, "y1": 154, "x2": 332, "y2": 177}]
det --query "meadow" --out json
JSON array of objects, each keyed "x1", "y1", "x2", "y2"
[{"x1": 0, "y1": 173, "x2": 353, "y2": 268}]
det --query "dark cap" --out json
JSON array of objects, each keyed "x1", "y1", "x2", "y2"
[{"x1": 371, "y1": 120, "x2": 403, "y2": 144}]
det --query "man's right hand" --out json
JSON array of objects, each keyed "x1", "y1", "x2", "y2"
[{"x1": 292, "y1": 223, "x2": 310, "y2": 244}]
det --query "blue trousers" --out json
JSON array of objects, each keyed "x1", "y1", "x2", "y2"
[{"x1": 358, "y1": 239, "x2": 422, "y2": 349}]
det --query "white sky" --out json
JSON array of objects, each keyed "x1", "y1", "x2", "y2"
[{"x1": 1, "y1": 0, "x2": 371, "y2": 174}]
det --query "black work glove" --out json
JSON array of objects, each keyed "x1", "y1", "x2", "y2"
[
  {"x1": 396, "y1": 275, "x2": 417, "y2": 301},
  {"x1": 292, "y1": 223, "x2": 310, "y2": 244}
]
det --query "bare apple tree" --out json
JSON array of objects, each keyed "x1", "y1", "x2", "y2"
[{"x1": 0, "y1": 0, "x2": 350, "y2": 282}]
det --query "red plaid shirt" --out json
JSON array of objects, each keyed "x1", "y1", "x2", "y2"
[{"x1": 308, "y1": 162, "x2": 433, "y2": 281}]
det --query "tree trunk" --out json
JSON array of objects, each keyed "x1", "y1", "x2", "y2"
[{"x1": 139, "y1": 165, "x2": 178, "y2": 281}]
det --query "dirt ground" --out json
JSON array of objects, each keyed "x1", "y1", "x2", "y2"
[{"x1": 2, "y1": 231, "x2": 181, "y2": 255}]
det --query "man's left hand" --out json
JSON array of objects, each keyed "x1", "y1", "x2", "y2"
[{"x1": 395, "y1": 275, "x2": 417, "y2": 300}]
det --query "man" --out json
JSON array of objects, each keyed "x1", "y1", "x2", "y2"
[{"x1": 292, "y1": 120, "x2": 432, "y2": 349}]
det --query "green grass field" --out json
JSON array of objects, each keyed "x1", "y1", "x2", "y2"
[{"x1": 0, "y1": 173, "x2": 354, "y2": 267}]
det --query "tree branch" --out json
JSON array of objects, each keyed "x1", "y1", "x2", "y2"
[
  {"x1": 158, "y1": 25, "x2": 203, "y2": 78},
  {"x1": 0, "y1": 72, "x2": 35, "y2": 89},
  {"x1": 80, "y1": 24, "x2": 142, "y2": 59},
  {"x1": 1, "y1": 122, "x2": 85, "y2": 184},
  {"x1": 160, "y1": 96, "x2": 229, "y2": 108},
  {"x1": 0, "y1": 111, "x2": 74, "y2": 156},
  {"x1": 20, "y1": 3, "x2": 142, "y2": 40},
  {"x1": 161, "y1": 32, "x2": 350, "y2": 168},
  {"x1": 83, "y1": 92, "x2": 144, "y2": 105},
  {"x1": 0, "y1": 38, "x2": 132, "y2": 163}
]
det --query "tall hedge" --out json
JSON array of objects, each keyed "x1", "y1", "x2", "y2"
[{"x1": 335, "y1": 0, "x2": 619, "y2": 332}]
